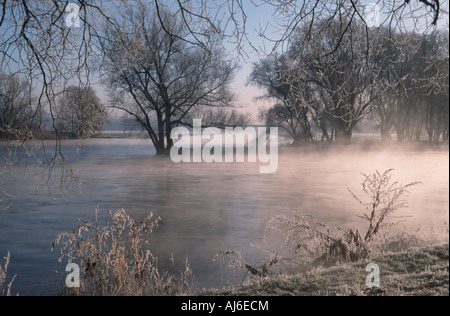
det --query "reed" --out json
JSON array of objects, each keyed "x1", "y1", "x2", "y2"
[
  {"x1": 0, "y1": 252, "x2": 16, "y2": 296},
  {"x1": 52, "y1": 208, "x2": 194, "y2": 296}
]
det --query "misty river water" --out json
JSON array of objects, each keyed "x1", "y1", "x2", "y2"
[{"x1": 1, "y1": 138, "x2": 449, "y2": 295}]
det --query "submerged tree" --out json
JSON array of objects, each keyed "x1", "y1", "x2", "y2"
[{"x1": 102, "y1": 5, "x2": 237, "y2": 155}]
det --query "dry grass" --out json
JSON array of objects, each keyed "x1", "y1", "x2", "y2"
[
  {"x1": 0, "y1": 252, "x2": 16, "y2": 296},
  {"x1": 52, "y1": 208, "x2": 195, "y2": 296},
  {"x1": 208, "y1": 245, "x2": 449, "y2": 296},
  {"x1": 215, "y1": 169, "x2": 429, "y2": 282}
]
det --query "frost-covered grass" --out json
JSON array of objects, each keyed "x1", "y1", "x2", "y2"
[
  {"x1": 52, "y1": 208, "x2": 195, "y2": 296},
  {"x1": 209, "y1": 170, "x2": 448, "y2": 297},
  {"x1": 214, "y1": 170, "x2": 431, "y2": 282},
  {"x1": 0, "y1": 252, "x2": 16, "y2": 296},
  {"x1": 207, "y1": 244, "x2": 449, "y2": 296}
]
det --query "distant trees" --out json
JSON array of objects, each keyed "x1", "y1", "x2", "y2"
[
  {"x1": 251, "y1": 22, "x2": 449, "y2": 144},
  {"x1": 1, "y1": 77, "x2": 108, "y2": 140},
  {"x1": 375, "y1": 31, "x2": 449, "y2": 143},
  {"x1": 0, "y1": 2, "x2": 445, "y2": 143},
  {"x1": 56, "y1": 86, "x2": 108, "y2": 138},
  {"x1": 0, "y1": 73, "x2": 36, "y2": 139},
  {"x1": 251, "y1": 54, "x2": 316, "y2": 143},
  {"x1": 251, "y1": 21, "x2": 382, "y2": 144},
  {"x1": 0, "y1": 1, "x2": 446, "y2": 146}
]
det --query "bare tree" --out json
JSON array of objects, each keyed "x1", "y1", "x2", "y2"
[
  {"x1": 252, "y1": 20, "x2": 386, "y2": 144},
  {"x1": 422, "y1": 31, "x2": 449, "y2": 143},
  {"x1": 0, "y1": 72, "x2": 36, "y2": 139},
  {"x1": 198, "y1": 108, "x2": 253, "y2": 129},
  {"x1": 102, "y1": 5, "x2": 237, "y2": 155},
  {"x1": 303, "y1": 21, "x2": 383, "y2": 143},
  {"x1": 259, "y1": 105, "x2": 313, "y2": 143},
  {"x1": 374, "y1": 30, "x2": 449, "y2": 143},
  {"x1": 56, "y1": 86, "x2": 108, "y2": 138},
  {"x1": 250, "y1": 54, "x2": 316, "y2": 143}
]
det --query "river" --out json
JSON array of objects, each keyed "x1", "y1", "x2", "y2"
[{"x1": 0, "y1": 139, "x2": 448, "y2": 295}]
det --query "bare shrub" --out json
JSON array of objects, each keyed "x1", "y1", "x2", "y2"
[
  {"x1": 52, "y1": 208, "x2": 194, "y2": 296},
  {"x1": 0, "y1": 252, "x2": 16, "y2": 296},
  {"x1": 214, "y1": 250, "x2": 284, "y2": 283},
  {"x1": 349, "y1": 169, "x2": 420, "y2": 244},
  {"x1": 278, "y1": 169, "x2": 419, "y2": 266},
  {"x1": 217, "y1": 169, "x2": 420, "y2": 280},
  {"x1": 265, "y1": 211, "x2": 369, "y2": 268}
]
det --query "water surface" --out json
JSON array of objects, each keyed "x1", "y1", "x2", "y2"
[{"x1": 1, "y1": 139, "x2": 448, "y2": 295}]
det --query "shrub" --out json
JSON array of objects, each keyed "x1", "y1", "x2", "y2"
[
  {"x1": 216, "y1": 169, "x2": 420, "y2": 280},
  {"x1": 52, "y1": 208, "x2": 194, "y2": 296},
  {"x1": 349, "y1": 169, "x2": 420, "y2": 244}
]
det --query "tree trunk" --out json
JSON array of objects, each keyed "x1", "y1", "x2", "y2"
[
  {"x1": 154, "y1": 112, "x2": 167, "y2": 155},
  {"x1": 165, "y1": 119, "x2": 174, "y2": 155},
  {"x1": 321, "y1": 127, "x2": 330, "y2": 142},
  {"x1": 153, "y1": 139, "x2": 166, "y2": 155},
  {"x1": 334, "y1": 120, "x2": 352, "y2": 144},
  {"x1": 381, "y1": 129, "x2": 392, "y2": 142}
]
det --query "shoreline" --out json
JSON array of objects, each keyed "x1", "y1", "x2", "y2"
[{"x1": 205, "y1": 244, "x2": 449, "y2": 296}]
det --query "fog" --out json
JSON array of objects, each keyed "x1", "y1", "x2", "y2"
[{"x1": 0, "y1": 139, "x2": 448, "y2": 294}]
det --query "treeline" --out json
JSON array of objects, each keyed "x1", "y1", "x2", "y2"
[
  {"x1": 2, "y1": 22, "x2": 448, "y2": 146},
  {"x1": 0, "y1": 73, "x2": 107, "y2": 140},
  {"x1": 250, "y1": 22, "x2": 449, "y2": 144},
  {"x1": 0, "y1": 73, "x2": 38, "y2": 140}
]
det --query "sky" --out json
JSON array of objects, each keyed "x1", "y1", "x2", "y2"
[
  {"x1": 3, "y1": 0, "x2": 447, "y2": 126},
  {"x1": 224, "y1": 2, "x2": 277, "y2": 119}
]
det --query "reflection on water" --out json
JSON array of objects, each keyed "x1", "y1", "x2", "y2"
[{"x1": 0, "y1": 139, "x2": 449, "y2": 295}]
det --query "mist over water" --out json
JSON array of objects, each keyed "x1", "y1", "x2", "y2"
[{"x1": 0, "y1": 139, "x2": 448, "y2": 295}]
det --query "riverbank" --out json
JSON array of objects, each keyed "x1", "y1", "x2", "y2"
[{"x1": 206, "y1": 244, "x2": 449, "y2": 296}]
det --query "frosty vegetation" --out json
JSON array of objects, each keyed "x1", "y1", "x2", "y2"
[
  {"x1": 52, "y1": 208, "x2": 195, "y2": 296},
  {"x1": 0, "y1": 0, "x2": 448, "y2": 296},
  {"x1": 215, "y1": 170, "x2": 427, "y2": 281},
  {"x1": 0, "y1": 252, "x2": 15, "y2": 296},
  {"x1": 251, "y1": 27, "x2": 449, "y2": 144}
]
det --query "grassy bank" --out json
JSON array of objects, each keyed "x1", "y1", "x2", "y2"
[{"x1": 207, "y1": 245, "x2": 449, "y2": 296}]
